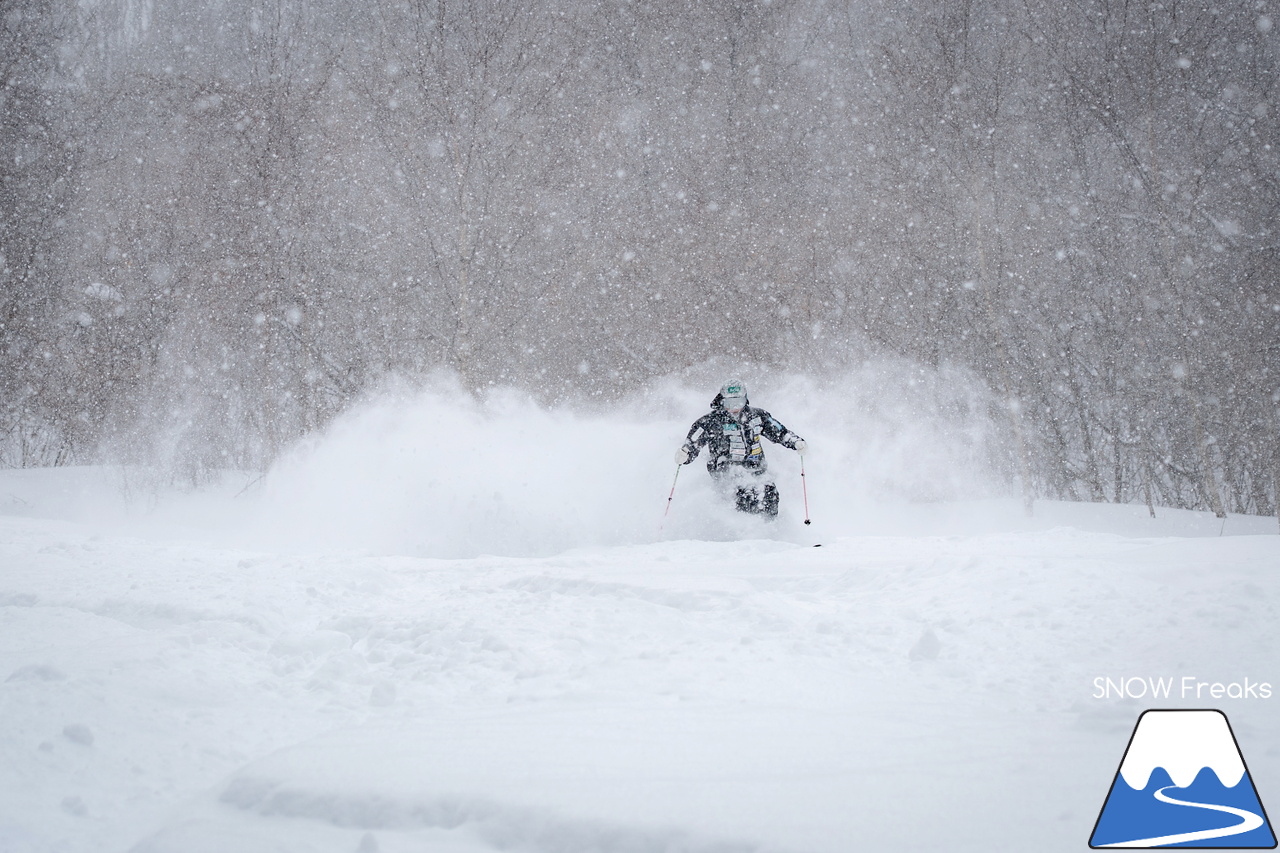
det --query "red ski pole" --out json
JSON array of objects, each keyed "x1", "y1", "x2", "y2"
[
  {"x1": 660, "y1": 464, "x2": 682, "y2": 530},
  {"x1": 800, "y1": 455, "x2": 811, "y2": 525}
]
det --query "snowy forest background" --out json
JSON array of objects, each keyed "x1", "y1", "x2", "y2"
[{"x1": 2, "y1": 0, "x2": 1278, "y2": 517}]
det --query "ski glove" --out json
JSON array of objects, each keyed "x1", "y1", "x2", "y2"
[
  {"x1": 675, "y1": 447, "x2": 691, "y2": 465},
  {"x1": 793, "y1": 439, "x2": 807, "y2": 455}
]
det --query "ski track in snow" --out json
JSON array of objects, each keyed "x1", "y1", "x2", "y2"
[
  {"x1": 2, "y1": 468, "x2": 1279, "y2": 851},
  {"x1": 1098, "y1": 785, "x2": 1265, "y2": 848}
]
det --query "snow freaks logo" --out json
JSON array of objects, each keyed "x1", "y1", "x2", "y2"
[
  {"x1": 1089, "y1": 710, "x2": 1277, "y2": 848},
  {"x1": 1092, "y1": 676, "x2": 1273, "y2": 701}
]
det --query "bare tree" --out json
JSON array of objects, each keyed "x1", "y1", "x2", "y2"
[
  {"x1": 0, "y1": 0, "x2": 87, "y2": 466},
  {"x1": 357, "y1": 0, "x2": 592, "y2": 388}
]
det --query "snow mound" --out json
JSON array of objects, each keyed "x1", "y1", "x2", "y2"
[{"x1": 249, "y1": 370, "x2": 1003, "y2": 557}]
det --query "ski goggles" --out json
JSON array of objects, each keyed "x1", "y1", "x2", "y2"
[{"x1": 722, "y1": 394, "x2": 747, "y2": 411}]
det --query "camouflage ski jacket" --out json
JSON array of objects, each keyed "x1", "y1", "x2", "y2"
[{"x1": 681, "y1": 400, "x2": 803, "y2": 474}]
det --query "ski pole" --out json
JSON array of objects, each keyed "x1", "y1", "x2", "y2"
[
  {"x1": 800, "y1": 455, "x2": 811, "y2": 525},
  {"x1": 661, "y1": 464, "x2": 682, "y2": 528}
]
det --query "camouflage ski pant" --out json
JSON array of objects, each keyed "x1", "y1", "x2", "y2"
[{"x1": 711, "y1": 467, "x2": 779, "y2": 518}]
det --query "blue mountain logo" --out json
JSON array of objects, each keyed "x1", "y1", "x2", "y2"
[{"x1": 1090, "y1": 709, "x2": 1276, "y2": 848}]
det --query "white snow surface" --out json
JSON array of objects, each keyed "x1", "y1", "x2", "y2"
[
  {"x1": 2, "y1": 386, "x2": 1279, "y2": 852},
  {"x1": 1118, "y1": 710, "x2": 1246, "y2": 790}
]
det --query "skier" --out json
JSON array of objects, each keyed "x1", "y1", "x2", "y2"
[{"x1": 676, "y1": 379, "x2": 806, "y2": 518}]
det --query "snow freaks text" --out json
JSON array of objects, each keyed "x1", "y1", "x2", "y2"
[{"x1": 1092, "y1": 677, "x2": 1274, "y2": 701}]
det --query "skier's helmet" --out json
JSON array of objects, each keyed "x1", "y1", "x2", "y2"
[{"x1": 720, "y1": 379, "x2": 748, "y2": 414}]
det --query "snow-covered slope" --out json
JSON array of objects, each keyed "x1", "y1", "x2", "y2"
[{"x1": 1, "y1": 390, "x2": 1278, "y2": 852}]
